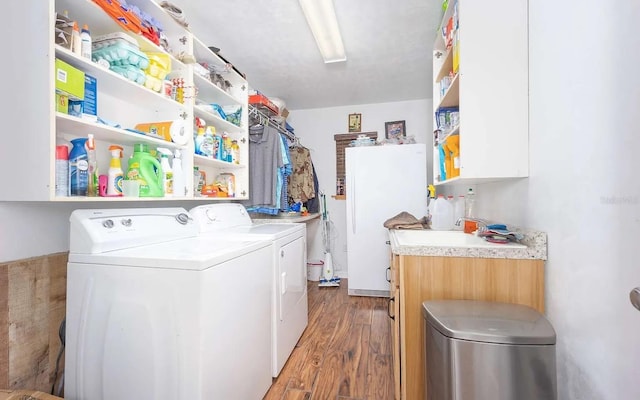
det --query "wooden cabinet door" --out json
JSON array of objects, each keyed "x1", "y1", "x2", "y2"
[
  {"x1": 390, "y1": 254, "x2": 401, "y2": 400},
  {"x1": 399, "y1": 255, "x2": 544, "y2": 400}
]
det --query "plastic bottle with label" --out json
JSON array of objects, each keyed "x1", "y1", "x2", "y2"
[
  {"x1": 68, "y1": 138, "x2": 88, "y2": 196},
  {"x1": 464, "y1": 188, "x2": 477, "y2": 233},
  {"x1": 172, "y1": 149, "x2": 185, "y2": 197},
  {"x1": 157, "y1": 147, "x2": 174, "y2": 196},
  {"x1": 55, "y1": 145, "x2": 69, "y2": 197},
  {"x1": 107, "y1": 145, "x2": 123, "y2": 196},
  {"x1": 80, "y1": 24, "x2": 92, "y2": 59},
  {"x1": 86, "y1": 134, "x2": 98, "y2": 197},
  {"x1": 71, "y1": 21, "x2": 82, "y2": 56},
  {"x1": 431, "y1": 194, "x2": 454, "y2": 231}
]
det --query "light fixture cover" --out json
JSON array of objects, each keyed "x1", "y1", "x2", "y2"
[{"x1": 298, "y1": 0, "x2": 347, "y2": 63}]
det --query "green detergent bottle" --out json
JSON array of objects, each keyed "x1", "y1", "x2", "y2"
[{"x1": 126, "y1": 143, "x2": 163, "y2": 197}]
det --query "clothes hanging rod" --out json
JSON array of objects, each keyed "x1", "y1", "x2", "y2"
[{"x1": 248, "y1": 104, "x2": 296, "y2": 142}]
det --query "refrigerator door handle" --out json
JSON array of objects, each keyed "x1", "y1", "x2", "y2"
[{"x1": 351, "y1": 177, "x2": 356, "y2": 234}]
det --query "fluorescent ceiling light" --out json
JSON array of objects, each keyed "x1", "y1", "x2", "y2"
[{"x1": 298, "y1": 0, "x2": 347, "y2": 63}]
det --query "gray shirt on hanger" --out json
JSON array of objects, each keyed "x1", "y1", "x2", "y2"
[{"x1": 247, "y1": 124, "x2": 283, "y2": 207}]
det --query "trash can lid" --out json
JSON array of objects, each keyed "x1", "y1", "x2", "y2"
[{"x1": 422, "y1": 300, "x2": 556, "y2": 345}]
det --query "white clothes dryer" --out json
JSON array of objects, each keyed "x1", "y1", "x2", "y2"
[
  {"x1": 65, "y1": 208, "x2": 273, "y2": 400},
  {"x1": 190, "y1": 203, "x2": 308, "y2": 377}
]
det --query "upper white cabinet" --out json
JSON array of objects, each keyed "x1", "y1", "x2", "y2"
[
  {"x1": 432, "y1": 0, "x2": 528, "y2": 185},
  {"x1": 3, "y1": 0, "x2": 248, "y2": 201}
]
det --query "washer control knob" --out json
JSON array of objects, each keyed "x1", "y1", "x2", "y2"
[
  {"x1": 121, "y1": 218, "x2": 132, "y2": 227},
  {"x1": 102, "y1": 219, "x2": 114, "y2": 229},
  {"x1": 175, "y1": 213, "x2": 191, "y2": 225},
  {"x1": 205, "y1": 209, "x2": 217, "y2": 221}
]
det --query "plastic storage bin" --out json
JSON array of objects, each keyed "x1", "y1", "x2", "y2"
[{"x1": 422, "y1": 300, "x2": 557, "y2": 400}]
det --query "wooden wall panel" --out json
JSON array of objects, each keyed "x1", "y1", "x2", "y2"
[
  {"x1": 0, "y1": 253, "x2": 67, "y2": 393},
  {"x1": 0, "y1": 263, "x2": 8, "y2": 388}
]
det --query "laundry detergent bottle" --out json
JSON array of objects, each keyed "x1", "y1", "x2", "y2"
[{"x1": 126, "y1": 143, "x2": 163, "y2": 197}]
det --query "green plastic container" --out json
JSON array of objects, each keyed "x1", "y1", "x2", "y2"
[{"x1": 126, "y1": 143, "x2": 163, "y2": 197}]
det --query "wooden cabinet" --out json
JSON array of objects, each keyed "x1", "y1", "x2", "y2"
[
  {"x1": 432, "y1": 0, "x2": 528, "y2": 185},
  {"x1": 4, "y1": 0, "x2": 248, "y2": 201},
  {"x1": 390, "y1": 254, "x2": 544, "y2": 400}
]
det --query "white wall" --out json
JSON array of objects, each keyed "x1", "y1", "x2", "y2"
[
  {"x1": 0, "y1": 200, "x2": 209, "y2": 263},
  {"x1": 457, "y1": 1, "x2": 639, "y2": 398},
  {"x1": 288, "y1": 99, "x2": 432, "y2": 276}
]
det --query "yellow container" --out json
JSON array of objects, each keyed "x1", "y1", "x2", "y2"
[
  {"x1": 144, "y1": 52, "x2": 171, "y2": 80},
  {"x1": 444, "y1": 135, "x2": 460, "y2": 178}
]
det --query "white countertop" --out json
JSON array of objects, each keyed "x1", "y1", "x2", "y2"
[
  {"x1": 388, "y1": 228, "x2": 547, "y2": 260},
  {"x1": 250, "y1": 213, "x2": 321, "y2": 224}
]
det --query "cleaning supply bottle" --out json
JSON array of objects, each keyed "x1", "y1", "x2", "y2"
[
  {"x1": 107, "y1": 145, "x2": 124, "y2": 196},
  {"x1": 194, "y1": 125, "x2": 206, "y2": 156},
  {"x1": 231, "y1": 140, "x2": 240, "y2": 164},
  {"x1": 126, "y1": 143, "x2": 163, "y2": 197},
  {"x1": 55, "y1": 145, "x2": 69, "y2": 197},
  {"x1": 68, "y1": 137, "x2": 88, "y2": 196},
  {"x1": 203, "y1": 127, "x2": 215, "y2": 158},
  {"x1": 157, "y1": 147, "x2": 174, "y2": 196},
  {"x1": 172, "y1": 149, "x2": 185, "y2": 197},
  {"x1": 80, "y1": 24, "x2": 92, "y2": 59},
  {"x1": 464, "y1": 188, "x2": 477, "y2": 233},
  {"x1": 71, "y1": 21, "x2": 82, "y2": 56},
  {"x1": 426, "y1": 184, "x2": 436, "y2": 224},
  {"x1": 86, "y1": 134, "x2": 98, "y2": 197},
  {"x1": 214, "y1": 130, "x2": 223, "y2": 160}
]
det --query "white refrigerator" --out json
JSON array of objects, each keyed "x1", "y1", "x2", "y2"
[{"x1": 346, "y1": 143, "x2": 428, "y2": 297}]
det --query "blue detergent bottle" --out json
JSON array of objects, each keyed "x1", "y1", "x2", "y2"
[{"x1": 69, "y1": 137, "x2": 89, "y2": 196}]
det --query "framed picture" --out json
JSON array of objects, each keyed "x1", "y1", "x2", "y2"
[
  {"x1": 348, "y1": 113, "x2": 362, "y2": 133},
  {"x1": 385, "y1": 120, "x2": 406, "y2": 139}
]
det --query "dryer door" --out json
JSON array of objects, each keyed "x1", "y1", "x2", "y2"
[{"x1": 278, "y1": 236, "x2": 306, "y2": 321}]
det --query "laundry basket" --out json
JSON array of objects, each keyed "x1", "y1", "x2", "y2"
[{"x1": 306, "y1": 259, "x2": 324, "y2": 281}]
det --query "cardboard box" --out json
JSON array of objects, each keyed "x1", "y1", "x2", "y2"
[
  {"x1": 0, "y1": 389, "x2": 63, "y2": 400},
  {"x1": 54, "y1": 13, "x2": 73, "y2": 50},
  {"x1": 55, "y1": 93, "x2": 68, "y2": 114},
  {"x1": 55, "y1": 58, "x2": 85, "y2": 100},
  {"x1": 82, "y1": 74, "x2": 98, "y2": 121}
]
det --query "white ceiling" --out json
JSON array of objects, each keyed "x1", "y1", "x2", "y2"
[{"x1": 179, "y1": 0, "x2": 442, "y2": 110}]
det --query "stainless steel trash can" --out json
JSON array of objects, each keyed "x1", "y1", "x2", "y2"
[{"x1": 422, "y1": 300, "x2": 557, "y2": 400}]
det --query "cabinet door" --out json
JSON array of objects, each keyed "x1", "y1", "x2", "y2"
[
  {"x1": 400, "y1": 255, "x2": 544, "y2": 400},
  {"x1": 278, "y1": 236, "x2": 306, "y2": 321},
  {"x1": 390, "y1": 254, "x2": 401, "y2": 400}
]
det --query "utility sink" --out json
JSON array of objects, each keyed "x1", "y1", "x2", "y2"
[{"x1": 390, "y1": 229, "x2": 527, "y2": 249}]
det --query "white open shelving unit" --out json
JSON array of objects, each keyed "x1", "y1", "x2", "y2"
[
  {"x1": 431, "y1": 0, "x2": 529, "y2": 186},
  {"x1": 4, "y1": 0, "x2": 249, "y2": 201}
]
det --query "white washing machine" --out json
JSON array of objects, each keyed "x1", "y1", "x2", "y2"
[
  {"x1": 190, "y1": 203, "x2": 308, "y2": 377},
  {"x1": 65, "y1": 208, "x2": 273, "y2": 400}
]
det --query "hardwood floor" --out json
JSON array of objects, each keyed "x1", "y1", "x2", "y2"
[{"x1": 263, "y1": 279, "x2": 394, "y2": 400}]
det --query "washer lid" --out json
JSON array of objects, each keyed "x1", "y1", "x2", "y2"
[
  {"x1": 69, "y1": 237, "x2": 270, "y2": 271},
  {"x1": 422, "y1": 300, "x2": 556, "y2": 345}
]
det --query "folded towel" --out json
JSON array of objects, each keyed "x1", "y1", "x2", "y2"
[{"x1": 383, "y1": 212, "x2": 429, "y2": 230}]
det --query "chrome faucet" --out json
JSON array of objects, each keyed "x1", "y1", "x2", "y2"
[{"x1": 455, "y1": 217, "x2": 490, "y2": 232}]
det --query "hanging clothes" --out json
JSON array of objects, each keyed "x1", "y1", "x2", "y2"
[
  {"x1": 288, "y1": 146, "x2": 315, "y2": 203},
  {"x1": 247, "y1": 124, "x2": 283, "y2": 208},
  {"x1": 279, "y1": 134, "x2": 293, "y2": 210},
  {"x1": 305, "y1": 161, "x2": 320, "y2": 213}
]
